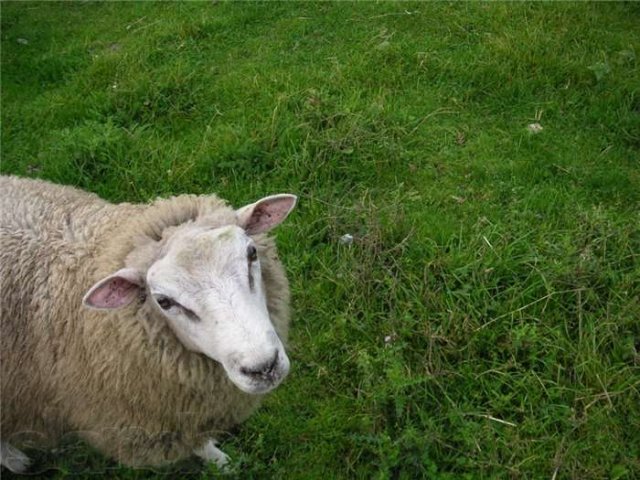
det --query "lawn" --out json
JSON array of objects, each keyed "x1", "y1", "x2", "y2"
[{"x1": 1, "y1": 2, "x2": 639, "y2": 479}]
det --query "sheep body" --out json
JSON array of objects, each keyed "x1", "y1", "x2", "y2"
[{"x1": 0, "y1": 176, "x2": 291, "y2": 468}]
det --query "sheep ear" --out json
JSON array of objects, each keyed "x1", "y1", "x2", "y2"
[
  {"x1": 236, "y1": 194, "x2": 297, "y2": 235},
  {"x1": 83, "y1": 268, "x2": 144, "y2": 310}
]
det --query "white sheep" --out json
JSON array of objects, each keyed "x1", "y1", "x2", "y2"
[{"x1": 0, "y1": 175, "x2": 297, "y2": 473}]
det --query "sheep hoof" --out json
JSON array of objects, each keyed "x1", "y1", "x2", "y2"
[
  {"x1": 195, "y1": 439, "x2": 230, "y2": 470},
  {"x1": 0, "y1": 442, "x2": 31, "y2": 473}
]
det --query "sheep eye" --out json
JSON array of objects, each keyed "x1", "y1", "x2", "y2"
[
  {"x1": 247, "y1": 245, "x2": 258, "y2": 262},
  {"x1": 154, "y1": 296, "x2": 199, "y2": 321},
  {"x1": 156, "y1": 296, "x2": 175, "y2": 310}
]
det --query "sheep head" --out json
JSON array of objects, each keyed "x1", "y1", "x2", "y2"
[{"x1": 82, "y1": 194, "x2": 297, "y2": 395}]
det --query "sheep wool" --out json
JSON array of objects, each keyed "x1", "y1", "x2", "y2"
[{"x1": 0, "y1": 175, "x2": 292, "y2": 468}]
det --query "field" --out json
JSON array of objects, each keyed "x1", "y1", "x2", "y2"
[{"x1": 1, "y1": 2, "x2": 639, "y2": 479}]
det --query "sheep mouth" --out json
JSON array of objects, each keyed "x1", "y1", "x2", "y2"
[
  {"x1": 240, "y1": 377, "x2": 283, "y2": 394},
  {"x1": 236, "y1": 367, "x2": 288, "y2": 395},
  {"x1": 226, "y1": 354, "x2": 290, "y2": 395}
]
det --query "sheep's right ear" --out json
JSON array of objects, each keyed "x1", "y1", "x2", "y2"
[{"x1": 83, "y1": 268, "x2": 144, "y2": 310}]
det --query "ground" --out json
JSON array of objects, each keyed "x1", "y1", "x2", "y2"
[{"x1": 1, "y1": 2, "x2": 639, "y2": 479}]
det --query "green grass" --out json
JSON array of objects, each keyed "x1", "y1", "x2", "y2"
[{"x1": 2, "y1": 2, "x2": 639, "y2": 479}]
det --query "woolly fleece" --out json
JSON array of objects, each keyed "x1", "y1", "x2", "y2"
[{"x1": 0, "y1": 176, "x2": 291, "y2": 466}]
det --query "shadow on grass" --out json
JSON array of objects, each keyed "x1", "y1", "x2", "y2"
[{"x1": 13, "y1": 437, "x2": 212, "y2": 480}]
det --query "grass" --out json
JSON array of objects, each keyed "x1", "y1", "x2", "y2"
[{"x1": 1, "y1": 2, "x2": 639, "y2": 479}]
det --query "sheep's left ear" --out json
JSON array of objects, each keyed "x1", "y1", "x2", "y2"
[
  {"x1": 82, "y1": 268, "x2": 144, "y2": 310},
  {"x1": 236, "y1": 194, "x2": 297, "y2": 235}
]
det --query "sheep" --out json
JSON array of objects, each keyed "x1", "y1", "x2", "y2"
[{"x1": 0, "y1": 175, "x2": 297, "y2": 473}]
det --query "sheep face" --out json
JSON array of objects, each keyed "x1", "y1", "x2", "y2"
[
  {"x1": 147, "y1": 224, "x2": 289, "y2": 394},
  {"x1": 83, "y1": 194, "x2": 297, "y2": 395}
]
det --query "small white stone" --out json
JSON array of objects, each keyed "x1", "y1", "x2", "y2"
[
  {"x1": 339, "y1": 234, "x2": 354, "y2": 245},
  {"x1": 17, "y1": 38, "x2": 29, "y2": 45},
  {"x1": 527, "y1": 123, "x2": 543, "y2": 134}
]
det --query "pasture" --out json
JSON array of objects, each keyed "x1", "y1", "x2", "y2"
[{"x1": 1, "y1": 2, "x2": 639, "y2": 478}]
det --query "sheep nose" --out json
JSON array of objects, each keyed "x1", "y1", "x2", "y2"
[{"x1": 240, "y1": 350, "x2": 279, "y2": 379}]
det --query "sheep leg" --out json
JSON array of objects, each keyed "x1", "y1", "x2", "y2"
[
  {"x1": 0, "y1": 441, "x2": 31, "y2": 473},
  {"x1": 194, "y1": 438, "x2": 230, "y2": 469}
]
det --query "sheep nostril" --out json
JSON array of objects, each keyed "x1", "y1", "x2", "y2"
[
  {"x1": 241, "y1": 351, "x2": 279, "y2": 378},
  {"x1": 267, "y1": 350, "x2": 279, "y2": 372}
]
